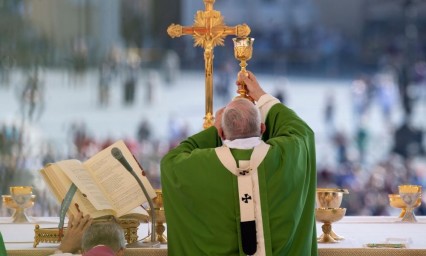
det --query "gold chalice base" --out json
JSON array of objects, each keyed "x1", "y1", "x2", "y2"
[
  {"x1": 315, "y1": 208, "x2": 346, "y2": 243},
  {"x1": 2, "y1": 194, "x2": 36, "y2": 223},
  {"x1": 33, "y1": 218, "x2": 141, "y2": 248},
  {"x1": 389, "y1": 194, "x2": 422, "y2": 218}
]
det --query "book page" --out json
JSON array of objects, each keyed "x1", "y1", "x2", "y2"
[
  {"x1": 83, "y1": 140, "x2": 156, "y2": 217},
  {"x1": 40, "y1": 162, "x2": 110, "y2": 218},
  {"x1": 56, "y1": 159, "x2": 113, "y2": 211}
]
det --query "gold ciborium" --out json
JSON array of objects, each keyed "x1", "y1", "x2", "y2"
[
  {"x1": 389, "y1": 194, "x2": 422, "y2": 218},
  {"x1": 233, "y1": 37, "x2": 255, "y2": 102},
  {"x1": 4, "y1": 186, "x2": 36, "y2": 223},
  {"x1": 398, "y1": 185, "x2": 422, "y2": 223},
  {"x1": 316, "y1": 188, "x2": 348, "y2": 241},
  {"x1": 315, "y1": 208, "x2": 346, "y2": 243},
  {"x1": 144, "y1": 189, "x2": 167, "y2": 244}
]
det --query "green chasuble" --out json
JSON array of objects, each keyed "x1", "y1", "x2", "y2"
[
  {"x1": 161, "y1": 98, "x2": 318, "y2": 256},
  {"x1": 0, "y1": 231, "x2": 7, "y2": 256}
]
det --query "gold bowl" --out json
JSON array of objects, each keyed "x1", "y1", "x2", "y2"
[
  {"x1": 389, "y1": 194, "x2": 422, "y2": 218},
  {"x1": 399, "y1": 184, "x2": 422, "y2": 194},
  {"x1": 233, "y1": 37, "x2": 254, "y2": 62},
  {"x1": 10, "y1": 186, "x2": 33, "y2": 195},
  {"x1": 2, "y1": 194, "x2": 36, "y2": 209},
  {"x1": 316, "y1": 188, "x2": 349, "y2": 208},
  {"x1": 315, "y1": 207, "x2": 346, "y2": 223}
]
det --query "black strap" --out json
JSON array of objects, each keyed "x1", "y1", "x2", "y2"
[{"x1": 240, "y1": 220, "x2": 257, "y2": 255}]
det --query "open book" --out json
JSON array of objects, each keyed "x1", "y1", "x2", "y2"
[{"x1": 40, "y1": 140, "x2": 156, "y2": 221}]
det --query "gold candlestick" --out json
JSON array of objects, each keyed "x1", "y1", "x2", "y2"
[
  {"x1": 144, "y1": 189, "x2": 167, "y2": 244},
  {"x1": 233, "y1": 37, "x2": 255, "y2": 102}
]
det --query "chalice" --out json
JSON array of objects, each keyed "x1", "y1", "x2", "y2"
[
  {"x1": 233, "y1": 37, "x2": 255, "y2": 102},
  {"x1": 8, "y1": 186, "x2": 35, "y2": 223},
  {"x1": 389, "y1": 194, "x2": 422, "y2": 218},
  {"x1": 398, "y1": 185, "x2": 422, "y2": 223},
  {"x1": 315, "y1": 208, "x2": 346, "y2": 243},
  {"x1": 144, "y1": 189, "x2": 167, "y2": 244},
  {"x1": 316, "y1": 188, "x2": 348, "y2": 240}
]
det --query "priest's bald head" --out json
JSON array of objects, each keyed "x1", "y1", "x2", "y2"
[{"x1": 216, "y1": 98, "x2": 266, "y2": 140}]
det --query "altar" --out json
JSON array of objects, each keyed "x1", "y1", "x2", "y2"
[
  {"x1": 1, "y1": 216, "x2": 426, "y2": 256},
  {"x1": 316, "y1": 216, "x2": 426, "y2": 256}
]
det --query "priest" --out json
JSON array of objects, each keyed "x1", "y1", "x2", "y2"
[{"x1": 161, "y1": 70, "x2": 317, "y2": 255}]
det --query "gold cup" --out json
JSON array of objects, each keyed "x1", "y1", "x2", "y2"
[
  {"x1": 2, "y1": 194, "x2": 36, "y2": 209},
  {"x1": 398, "y1": 185, "x2": 422, "y2": 223},
  {"x1": 389, "y1": 194, "x2": 421, "y2": 218},
  {"x1": 233, "y1": 37, "x2": 255, "y2": 102},
  {"x1": 8, "y1": 186, "x2": 35, "y2": 223},
  {"x1": 315, "y1": 208, "x2": 346, "y2": 243},
  {"x1": 144, "y1": 189, "x2": 167, "y2": 244}
]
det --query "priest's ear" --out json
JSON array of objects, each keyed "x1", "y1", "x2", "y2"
[
  {"x1": 218, "y1": 127, "x2": 226, "y2": 140},
  {"x1": 214, "y1": 107, "x2": 225, "y2": 134},
  {"x1": 260, "y1": 123, "x2": 266, "y2": 135}
]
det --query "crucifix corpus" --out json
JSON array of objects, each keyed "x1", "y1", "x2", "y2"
[{"x1": 167, "y1": 0, "x2": 251, "y2": 129}]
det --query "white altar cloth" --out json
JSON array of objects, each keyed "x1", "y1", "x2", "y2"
[
  {"x1": 1, "y1": 216, "x2": 426, "y2": 256},
  {"x1": 317, "y1": 216, "x2": 426, "y2": 249}
]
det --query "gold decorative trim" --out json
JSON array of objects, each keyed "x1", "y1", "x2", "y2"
[
  {"x1": 33, "y1": 218, "x2": 141, "y2": 247},
  {"x1": 33, "y1": 225, "x2": 63, "y2": 248},
  {"x1": 166, "y1": 24, "x2": 182, "y2": 38}
]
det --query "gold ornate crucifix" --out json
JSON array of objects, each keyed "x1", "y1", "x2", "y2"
[{"x1": 167, "y1": 0, "x2": 250, "y2": 128}]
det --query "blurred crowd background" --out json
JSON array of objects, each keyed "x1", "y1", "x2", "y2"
[{"x1": 1, "y1": 0, "x2": 426, "y2": 218}]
